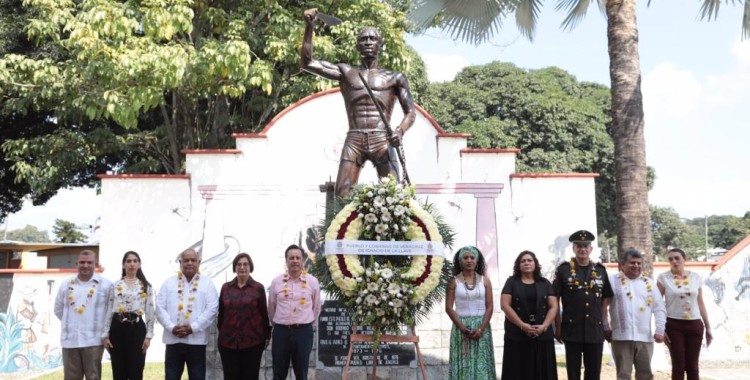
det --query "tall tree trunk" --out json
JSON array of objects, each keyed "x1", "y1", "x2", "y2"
[{"x1": 606, "y1": 0, "x2": 653, "y2": 271}]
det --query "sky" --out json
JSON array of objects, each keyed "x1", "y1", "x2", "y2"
[{"x1": 3, "y1": 0, "x2": 749, "y2": 239}]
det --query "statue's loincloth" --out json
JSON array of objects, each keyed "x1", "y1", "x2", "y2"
[{"x1": 341, "y1": 129, "x2": 397, "y2": 167}]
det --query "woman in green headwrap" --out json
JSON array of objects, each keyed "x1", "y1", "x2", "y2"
[{"x1": 445, "y1": 246, "x2": 496, "y2": 379}]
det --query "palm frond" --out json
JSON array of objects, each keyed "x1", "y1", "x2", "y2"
[
  {"x1": 743, "y1": 0, "x2": 750, "y2": 40},
  {"x1": 408, "y1": 0, "x2": 510, "y2": 44},
  {"x1": 556, "y1": 0, "x2": 595, "y2": 31},
  {"x1": 698, "y1": 0, "x2": 750, "y2": 40},
  {"x1": 515, "y1": 0, "x2": 543, "y2": 41},
  {"x1": 407, "y1": 0, "x2": 449, "y2": 31},
  {"x1": 698, "y1": 0, "x2": 723, "y2": 21}
]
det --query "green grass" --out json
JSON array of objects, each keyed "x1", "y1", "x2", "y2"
[{"x1": 32, "y1": 363, "x2": 186, "y2": 380}]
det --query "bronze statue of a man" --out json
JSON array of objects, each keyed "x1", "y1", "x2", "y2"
[{"x1": 302, "y1": 9, "x2": 416, "y2": 198}]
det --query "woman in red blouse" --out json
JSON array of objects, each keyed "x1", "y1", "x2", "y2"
[{"x1": 217, "y1": 253, "x2": 271, "y2": 380}]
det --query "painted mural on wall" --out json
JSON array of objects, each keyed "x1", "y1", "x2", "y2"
[
  {"x1": 701, "y1": 246, "x2": 750, "y2": 359},
  {"x1": 0, "y1": 277, "x2": 65, "y2": 375}
]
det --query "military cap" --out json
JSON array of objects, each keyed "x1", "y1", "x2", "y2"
[{"x1": 569, "y1": 230, "x2": 595, "y2": 244}]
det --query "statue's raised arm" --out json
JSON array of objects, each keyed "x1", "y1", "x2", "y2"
[
  {"x1": 300, "y1": 9, "x2": 416, "y2": 198},
  {"x1": 302, "y1": 8, "x2": 343, "y2": 81}
]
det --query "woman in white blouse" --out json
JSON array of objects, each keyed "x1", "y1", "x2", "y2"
[
  {"x1": 656, "y1": 248, "x2": 712, "y2": 380},
  {"x1": 102, "y1": 251, "x2": 156, "y2": 380}
]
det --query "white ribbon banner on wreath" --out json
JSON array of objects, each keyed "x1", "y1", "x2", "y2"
[{"x1": 324, "y1": 240, "x2": 446, "y2": 257}]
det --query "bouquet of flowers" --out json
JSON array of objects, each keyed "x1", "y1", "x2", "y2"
[
  {"x1": 353, "y1": 179, "x2": 412, "y2": 241},
  {"x1": 314, "y1": 176, "x2": 454, "y2": 345}
]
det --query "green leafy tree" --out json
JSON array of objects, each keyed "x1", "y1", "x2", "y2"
[
  {"x1": 420, "y1": 62, "x2": 618, "y2": 235},
  {"x1": 650, "y1": 206, "x2": 703, "y2": 260},
  {"x1": 686, "y1": 212, "x2": 750, "y2": 251},
  {"x1": 1, "y1": 0, "x2": 427, "y2": 213},
  {"x1": 0, "y1": 0, "x2": 68, "y2": 222},
  {"x1": 52, "y1": 219, "x2": 86, "y2": 243},
  {"x1": 711, "y1": 212, "x2": 750, "y2": 249},
  {"x1": 5, "y1": 224, "x2": 51, "y2": 242},
  {"x1": 407, "y1": 0, "x2": 750, "y2": 270}
]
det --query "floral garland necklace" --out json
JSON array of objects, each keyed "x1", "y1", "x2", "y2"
[
  {"x1": 115, "y1": 277, "x2": 148, "y2": 316},
  {"x1": 67, "y1": 278, "x2": 98, "y2": 314},
  {"x1": 673, "y1": 271, "x2": 693, "y2": 318},
  {"x1": 177, "y1": 272, "x2": 199, "y2": 323},
  {"x1": 568, "y1": 258, "x2": 598, "y2": 290},
  {"x1": 283, "y1": 270, "x2": 309, "y2": 306},
  {"x1": 618, "y1": 272, "x2": 654, "y2": 311}
]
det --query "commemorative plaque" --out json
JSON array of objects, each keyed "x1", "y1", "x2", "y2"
[{"x1": 317, "y1": 300, "x2": 416, "y2": 367}]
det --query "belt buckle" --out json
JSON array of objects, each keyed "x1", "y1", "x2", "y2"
[{"x1": 529, "y1": 314, "x2": 536, "y2": 323}]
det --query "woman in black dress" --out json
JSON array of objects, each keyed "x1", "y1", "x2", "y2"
[{"x1": 500, "y1": 250, "x2": 559, "y2": 380}]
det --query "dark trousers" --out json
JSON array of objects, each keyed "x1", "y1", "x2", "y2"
[
  {"x1": 219, "y1": 344, "x2": 265, "y2": 380},
  {"x1": 564, "y1": 342, "x2": 603, "y2": 380},
  {"x1": 109, "y1": 315, "x2": 147, "y2": 380},
  {"x1": 165, "y1": 343, "x2": 206, "y2": 380},
  {"x1": 665, "y1": 318, "x2": 704, "y2": 380},
  {"x1": 272, "y1": 323, "x2": 313, "y2": 380}
]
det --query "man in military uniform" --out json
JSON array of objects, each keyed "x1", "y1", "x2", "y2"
[{"x1": 553, "y1": 230, "x2": 614, "y2": 380}]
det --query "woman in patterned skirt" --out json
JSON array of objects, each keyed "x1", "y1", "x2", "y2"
[{"x1": 445, "y1": 246, "x2": 496, "y2": 379}]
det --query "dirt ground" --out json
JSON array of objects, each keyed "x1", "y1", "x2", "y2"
[
  {"x1": 556, "y1": 360, "x2": 750, "y2": 380},
  {"x1": 556, "y1": 363, "x2": 670, "y2": 380}
]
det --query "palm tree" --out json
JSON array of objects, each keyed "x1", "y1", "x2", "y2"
[{"x1": 408, "y1": 0, "x2": 750, "y2": 270}]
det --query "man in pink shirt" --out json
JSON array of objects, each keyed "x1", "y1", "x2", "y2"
[{"x1": 268, "y1": 244, "x2": 321, "y2": 380}]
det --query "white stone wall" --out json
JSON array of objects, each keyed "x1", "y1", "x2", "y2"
[{"x1": 0, "y1": 89, "x2": 611, "y2": 378}]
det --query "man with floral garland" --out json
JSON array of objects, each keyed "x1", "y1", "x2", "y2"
[
  {"x1": 603, "y1": 249, "x2": 666, "y2": 380},
  {"x1": 553, "y1": 230, "x2": 614, "y2": 380},
  {"x1": 155, "y1": 248, "x2": 218, "y2": 380},
  {"x1": 268, "y1": 244, "x2": 321, "y2": 380},
  {"x1": 54, "y1": 249, "x2": 113, "y2": 380}
]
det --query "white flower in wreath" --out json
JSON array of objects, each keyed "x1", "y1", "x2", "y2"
[
  {"x1": 381, "y1": 213, "x2": 391, "y2": 222},
  {"x1": 367, "y1": 282, "x2": 379, "y2": 292},
  {"x1": 394, "y1": 205, "x2": 405, "y2": 216},
  {"x1": 393, "y1": 299, "x2": 404, "y2": 308},
  {"x1": 387, "y1": 282, "x2": 400, "y2": 295},
  {"x1": 376, "y1": 309, "x2": 386, "y2": 316},
  {"x1": 381, "y1": 268, "x2": 394, "y2": 280},
  {"x1": 365, "y1": 213, "x2": 377, "y2": 223},
  {"x1": 375, "y1": 224, "x2": 387, "y2": 234},
  {"x1": 365, "y1": 294, "x2": 378, "y2": 305}
]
